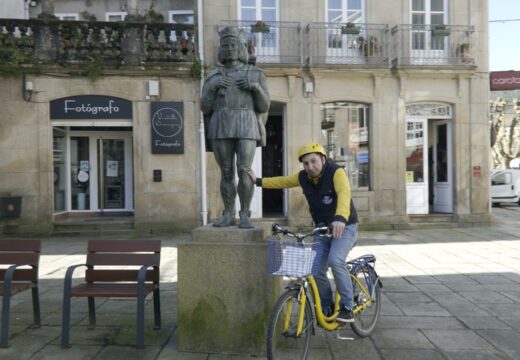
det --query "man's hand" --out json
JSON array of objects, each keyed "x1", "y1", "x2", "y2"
[
  {"x1": 247, "y1": 170, "x2": 257, "y2": 184},
  {"x1": 331, "y1": 221, "x2": 345, "y2": 240}
]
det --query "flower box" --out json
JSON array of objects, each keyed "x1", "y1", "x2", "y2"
[
  {"x1": 251, "y1": 22, "x2": 270, "y2": 33},
  {"x1": 341, "y1": 26, "x2": 361, "y2": 35},
  {"x1": 431, "y1": 28, "x2": 450, "y2": 37}
]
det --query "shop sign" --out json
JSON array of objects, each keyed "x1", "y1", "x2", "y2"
[
  {"x1": 50, "y1": 95, "x2": 132, "y2": 119},
  {"x1": 490, "y1": 71, "x2": 520, "y2": 91},
  {"x1": 151, "y1": 102, "x2": 184, "y2": 154}
]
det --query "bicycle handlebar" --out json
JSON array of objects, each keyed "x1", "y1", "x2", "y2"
[{"x1": 271, "y1": 223, "x2": 331, "y2": 242}]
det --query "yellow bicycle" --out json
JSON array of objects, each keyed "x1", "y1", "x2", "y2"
[{"x1": 266, "y1": 224, "x2": 382, "y2": 360}]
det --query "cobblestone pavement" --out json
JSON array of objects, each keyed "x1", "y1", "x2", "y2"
[{"x1": 1, "y1": 206, "x2": 519, "y2": 359}]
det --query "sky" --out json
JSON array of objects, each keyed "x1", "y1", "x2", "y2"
[{"x1": 489, "y1": 0, "x2": 520, "y2": 71}]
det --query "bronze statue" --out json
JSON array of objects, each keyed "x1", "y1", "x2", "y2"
[{"x1": 201, "y1": 26, "x2": 270, "y2": 228}]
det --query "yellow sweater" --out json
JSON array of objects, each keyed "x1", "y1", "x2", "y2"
[{"x1": 260, "y1": 168, "x2": 352, "y2": 222}]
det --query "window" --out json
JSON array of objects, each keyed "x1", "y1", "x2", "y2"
[
  {"x1": 492, "y1": 172, "x2": 511, "y2": 186},
  {"x1": 326, "y1": 0, "x2": 365, "y2": 60},
  {"x1": 320, "y1": 102, "x2": 370, "y2": 190},
  {"x1": 168, "y1": 10, "x2": 194, "y2": 24},
  {"x1": 106, "y1": 12, "x2": 127, "y2": 22},
  {"x1": 239, "y1": 0, "x2": 277, "y2": 22},
  {"x1": 411, "y1": 0, "x2": 448, "y2": 52},
  {"x1": 55, "y1": 13, "x2": 79, "y2": 21},
  {"x1": 239, "y1": 0, "x2": 278, "y2": 57},
  {"x1": 327, "y1": 0, "x2": 363, "y2": 24}
]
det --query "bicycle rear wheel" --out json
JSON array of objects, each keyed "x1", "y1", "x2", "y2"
[
  {"x1": 266, "y1": 289, "x2": 313, "y2": 360},
  {"x1": 350, "y1": 266, "x2": 381, "y2": 337}
]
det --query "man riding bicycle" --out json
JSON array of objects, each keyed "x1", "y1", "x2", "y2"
[{"x1": 249, "y1": 142, "x2": 358, "y2": 323}]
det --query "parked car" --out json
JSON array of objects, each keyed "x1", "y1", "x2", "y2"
[{"x1": 491, "y1": 169, "x2": 520, "y2": 206}]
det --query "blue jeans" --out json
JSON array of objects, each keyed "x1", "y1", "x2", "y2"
[{"x1": 315, "y1": 224, "x2": 358, "y2": 310}]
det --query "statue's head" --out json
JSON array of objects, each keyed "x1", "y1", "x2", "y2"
[{"x1": 218, "y1": 26, "x2": 249, "y2": 65}]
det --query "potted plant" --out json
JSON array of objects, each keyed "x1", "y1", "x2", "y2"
[
  {"x1": 341, "y1": 22, "x2": 361, "y2": 35},
  {"x1": 357, "y1": 36, "x2": 380, "y2": 57},
  {"x1": 431, "y1": 24, "x2": 450, "y2": 37},
  {"x1": 251, "y1": 20, "x2": 270, "y2": 33},
  {"x1": 458, "y1": 42, "x2": 471, "y2": 62}
]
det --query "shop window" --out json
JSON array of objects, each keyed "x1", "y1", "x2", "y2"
[
  {"x1": 53, "y1": 128, "x2": 67, "y2": 212},
  {"x1": 321, "y1": 102, "x2": 370, "y2": 190}
]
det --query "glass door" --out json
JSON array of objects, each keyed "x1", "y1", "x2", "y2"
[
  {"x1": 98, "y1": 138, "x2": 127, "y2": 210},
  {"x1": 70, "y1": 137, "x2": 91, "y2": 211},
  {"x1": 406, "y1": 119, "x2": 429, "y2": 214},
  {"x1": 432, "y1": 121, "x2": 453, "y2": 213},
  {"x1": 57, "y1": 130, "x2": 133, "y2": 213},
  {"x1": 411, "y1": 0, "x2": 448, "y2": 64}
]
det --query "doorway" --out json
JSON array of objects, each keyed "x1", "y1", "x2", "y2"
[
  {"x1": 405, "y1": 104, "x2": 453, "y2": 215},
  {"x1": 262, "y1": 115, "x2": 284, "y2": 216},
  {"x1": 53, "y1": 127, "x2": 134, "y2": 214},
  {"x1": 247, "y1": 103, "x2": 286, "y2": 219}
]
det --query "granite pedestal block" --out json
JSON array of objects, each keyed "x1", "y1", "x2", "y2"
[{"x1": 177, "y1": 224, "x2": 281, "y2": 355}]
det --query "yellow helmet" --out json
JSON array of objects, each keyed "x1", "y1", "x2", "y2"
[{"x1": 298, "y1": 142, "x2": 327, "y2": 162}]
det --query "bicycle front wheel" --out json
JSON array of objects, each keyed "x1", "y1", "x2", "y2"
[
  {"x1": 350, "y1": 266, "x2": 382, "y2": 337},
  {"x1": 266, "y1": 289, "x2": 313, "y2": 360}
]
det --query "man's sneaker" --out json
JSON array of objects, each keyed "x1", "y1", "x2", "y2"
[
  {"x1": 336, "y1": 307, "x2": 354, "y2": 323},
  {"x1": 323, "y1": 304, "x2": 334, "y2": 317}
]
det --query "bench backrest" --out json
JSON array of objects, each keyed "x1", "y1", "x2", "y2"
[
  {"x1": 0, "y1": 240, "x2": 41, "y2": 283},
  {"x1": 85, "y1": 240, "x2": 161, "y2": 283}
]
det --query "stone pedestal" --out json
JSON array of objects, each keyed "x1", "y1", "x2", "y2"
[{"x1": 177, "y1": 224, "x2": 281, "y2": 356}]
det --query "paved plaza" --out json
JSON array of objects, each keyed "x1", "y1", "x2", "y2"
[{"x1": 1, "y1": 206, "x2": 520, "y2": 359}]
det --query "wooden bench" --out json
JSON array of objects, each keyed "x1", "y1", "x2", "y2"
[
  {"x1": 0, "y1": 240, "x2": 41, "y2": 348},
  {"x1": 61, "y1": 240, "x2": 161, "y2": 349}
]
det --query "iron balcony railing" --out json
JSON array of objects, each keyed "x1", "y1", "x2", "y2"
[
  {"x1": 306, "y1": 23, "x2": 390, "y2": 66},
  {"x1": 217, "y1": 20, "x2": 303, "y2": 65},
  {"x1": 0, "y1": 18, "x2": 195, "y2": 67},
  {"x1": 391, "y1": 24, "x2": 475, "y2": 67}
]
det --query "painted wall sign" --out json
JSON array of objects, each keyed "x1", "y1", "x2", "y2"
[
  {"x1": 490, "y1": 71, "x2": 520, "y2": 91},
  {"x1": 151, "y1": 101, "x2": 184, "y2": 154},
  {"x1": 50, "y1": 95, "x2": 132, "y2": 119}
]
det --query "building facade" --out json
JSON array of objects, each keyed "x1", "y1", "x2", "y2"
[{"x1": 0, "y1": 0, "x2": 491, "y2": 234}]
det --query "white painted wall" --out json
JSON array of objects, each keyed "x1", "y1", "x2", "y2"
[{"x1": 0, "y1": 0, "x2": 26, "y2": 19}]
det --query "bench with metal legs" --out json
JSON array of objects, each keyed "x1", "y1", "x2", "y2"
[
  {"x1": 0, "y1": 240, "x2": 41, "y2": 348},
  {"x1": 60, "y1": 240, "x2": 161, "y2": 349}
]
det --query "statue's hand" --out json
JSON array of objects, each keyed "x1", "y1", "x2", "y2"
[
  {"x1": 215, "y1": 76, "x2": 231, "y2": 90},
  {"x1": 236, "y1": 77, "x2": 259, "y2": 92}
]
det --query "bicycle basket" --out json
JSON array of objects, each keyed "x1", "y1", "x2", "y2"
[{"x1": 267, "y1": 239, "x2": 324, "y2": 277}]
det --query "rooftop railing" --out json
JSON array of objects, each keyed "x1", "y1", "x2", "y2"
[
  {"x1": 306, "y1": 23, "x2": 390, "y2": 66},
  {"x1": 0, "y1": 18, "x2": 196, "y2": 72},
  {"x1": 217, "y1": 20, "x2": 303, "y2": 65},
  {"x1": 391, "y1": 24, "x2": 475, "y2": 67}
]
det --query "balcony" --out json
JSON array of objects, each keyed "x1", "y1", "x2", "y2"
[
  {"x1": 391, "y1": 24, "x2": 475, "y2": 67},
  {"x1": 0, "y1": 18, "x2": 196, "y2": 75},
  {"x1": 217, "y1": 21, "x2": 303, "y2": 65},
  {"x1": 306, "y1": 23, "x2": 390, "y2": 66}
]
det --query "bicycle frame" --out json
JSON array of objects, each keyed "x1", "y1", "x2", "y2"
[
  {"x1": 286, "y1": 271, "x2": 374, "y2": 336},
  {"x1": 269, "y1": 223, "x2": 380, "y2": 340}
]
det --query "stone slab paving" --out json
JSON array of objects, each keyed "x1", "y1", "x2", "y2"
[{"x1": 0, "y1": 206, "x2": 519, "y2": 359}]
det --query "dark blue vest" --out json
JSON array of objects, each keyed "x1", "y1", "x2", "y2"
[{"x1": 298, "y1": 162, "x2": 358, "y2": 226}]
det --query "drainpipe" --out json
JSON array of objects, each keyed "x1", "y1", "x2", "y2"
[{"x1": 197, "y1": 0, "x2": 208, "y2": 225}]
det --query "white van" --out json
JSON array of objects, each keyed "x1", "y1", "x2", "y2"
[{"x1": 491, "y1": 169, "x2": 520, "y2": 206}]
